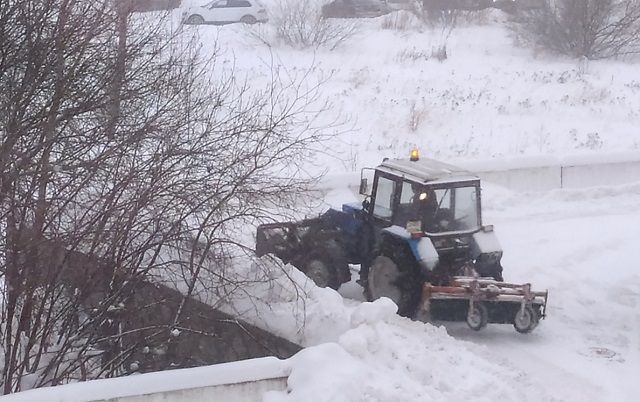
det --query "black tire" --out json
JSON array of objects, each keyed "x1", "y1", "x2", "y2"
[
  {"x1": 299, "y1": 243, "x2": 348, "y2": 290},
  {"x1": 466, "y1": 302, "x2": 489, "y2": 331},
  {"x1": 365, "y1": 240, "x2": 421, "y2": 317},
  {"x1": 513, "y1": 305, "x2": 539, "y2": 334},
  {"x1": 240, "y1": 15, "x2": 257, "y2": 24},
  {"x1": 186, "y1": 14, "x2": 205, "y2": 25},
  {"x1": 323, "y1": 240, "x2": 351, "y2": 286}
]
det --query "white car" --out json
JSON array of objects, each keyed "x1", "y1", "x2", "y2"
[{"x1": 182, "y1": 0, "x2": 267, "y2": 25}]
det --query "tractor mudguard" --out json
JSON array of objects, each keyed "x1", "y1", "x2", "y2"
[
  {"x1": 321, "y1": 207, "x2": 362, "y2": 237},
  {"x1": 380, "y1": 226, "x2": 439, "y2": 273},
  {"x1": 470, "y1": 228, "x2": 502, "y2": 258},
  {"x1": 470, "y1": 228, "x2": 504, "y2": 280}
]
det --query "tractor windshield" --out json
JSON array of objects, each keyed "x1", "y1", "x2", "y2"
[{"x1": 397, "y1": 182, "x2": 480, "y2": 234}]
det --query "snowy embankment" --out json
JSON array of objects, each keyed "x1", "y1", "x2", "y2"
[{"x1": 189, "y1": 10, "x2": 640, "y2": 173}]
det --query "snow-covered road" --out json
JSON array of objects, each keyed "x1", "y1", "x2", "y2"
[{"x1": 467, "y1": 183, "x2": 640, "y2": 401}]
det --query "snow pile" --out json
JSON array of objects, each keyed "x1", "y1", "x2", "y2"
[
  {"x1": 266, "y1": 298, "x2": 544, "y2": 402},
  {"x1": 222, "y1": 261, "x2": 354, "y2": 346},
  {"x1": 219, "y1": 259, "x2": 551, "y2": 401}
]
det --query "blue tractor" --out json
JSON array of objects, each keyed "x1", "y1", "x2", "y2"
[{"x1": 256, "y1": 151, "x2": 547, "y2": 333}]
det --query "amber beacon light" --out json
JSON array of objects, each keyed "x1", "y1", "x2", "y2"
[{"x1": 410, "y1": 148, "x2": 420, "y2": 162}]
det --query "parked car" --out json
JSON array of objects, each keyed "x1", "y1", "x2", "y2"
[
  {"x1": 321, "y1": 0, "x2": 391, "y2": 19},
  {"x1": 182, "y1": 0, "x2": 267, "y2": 25}
]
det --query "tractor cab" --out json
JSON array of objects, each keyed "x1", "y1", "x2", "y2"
[{"x1": 358, "y1": 152, "x2": 483, "y2": 238}]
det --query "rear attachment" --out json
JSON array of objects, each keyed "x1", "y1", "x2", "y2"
[{"x1": 420, "y1": 277, "x2": 548, "y2": 334}]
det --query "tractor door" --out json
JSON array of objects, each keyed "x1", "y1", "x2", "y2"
[
  {"x1": 369, "y1": 174, "x2": 399, "y2": 225},
  {"x1": 357, "y1": 172, "x2": 400, "y2": 282}
]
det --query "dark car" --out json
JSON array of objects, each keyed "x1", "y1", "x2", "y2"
[{"x1": 321, "y1": 0, "x2": 391, "y2": 18}]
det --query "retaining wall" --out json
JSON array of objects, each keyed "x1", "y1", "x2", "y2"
[
  {"x1": 448, "y1": 152, "x2": 640, "y2": 191},
  {"x1": 2, "y1": 357, "x2": 289, "y2": 402}
]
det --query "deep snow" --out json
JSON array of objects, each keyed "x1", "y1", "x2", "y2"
[{"x1": 185, "y1": 9, "x2": 640, "y2": 173}]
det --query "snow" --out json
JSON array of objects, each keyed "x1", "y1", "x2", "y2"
[{"x1": 182, "y1": 10, "x2": 640, "y2": 173}]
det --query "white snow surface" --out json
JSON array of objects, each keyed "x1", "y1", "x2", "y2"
[{"x1": 180, "y1": 9, "x2": 640, "y2": 173}]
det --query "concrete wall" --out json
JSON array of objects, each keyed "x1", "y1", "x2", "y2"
[
  {"x1": 98, "y1": 377, "x2": 287, "y2": 402},
  {"x1": 2, "y1": 357, "x2": 290, "y2": 402},
  {"x1": 474, "y1": 166, "x2": 561, "y2": 192},
  {"x1": 456, "y1": 152, "x2": 640, "y2": 191},
  {"x1": 324, "y1": 153, "x2": 640, "y2": 195},
  {"x1": 561, "y1": 160, "x2": 640, "y2": 189}
]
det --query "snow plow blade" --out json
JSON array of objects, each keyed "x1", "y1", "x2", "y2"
[{"x1": 420, "y1": 277, "x2": 548, "y2": 333}]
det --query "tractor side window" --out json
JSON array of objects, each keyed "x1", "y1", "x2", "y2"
[
  {"x1": 434, "y1": 188, "x2": 451, "y2": 210},
  {"x1": 454, "y1": 186, "x2": 479, "y2": 230},
  {"x1": 400, "y1": 181, "x2": 413, "y2": 204},
  {"x1": 373, "y1": 177, "x2": 395, "y2": 219}
]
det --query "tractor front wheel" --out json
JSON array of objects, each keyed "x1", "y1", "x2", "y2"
[
  {"x1": 366, "y1": 243, "x2": 421, "y2": 317},
  {"x1": 300, "y1": 243, "x2": 348, "y2": 290}
]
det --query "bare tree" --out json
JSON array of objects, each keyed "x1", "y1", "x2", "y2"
[
  {"x1": 0, "y1": 0, "x2": 331, "y2": 393},
  {"x1": 510, "y1": 0, "x2": 640, "y2": 59},
  {"x1": 266, "y1": 0, "x2": 358, "y2": 50}
]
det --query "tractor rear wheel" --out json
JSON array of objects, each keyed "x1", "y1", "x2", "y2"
[
  {"x1": 304, "y1": 257, "x2": 335, "y2": 288},
  {"x1": 366, "y1": 241, "x2": 421, "y2": 317},
  {"x1": 299, "y1": 244, "x2": 348, "y2": 290}
]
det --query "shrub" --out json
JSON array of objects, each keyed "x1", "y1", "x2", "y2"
[
  {"x1": 510, "y1": 0, "x2": 640, "y2": 59},
  {"x1": 270, "y1": 0, "x2": 358, "y2": 50}
]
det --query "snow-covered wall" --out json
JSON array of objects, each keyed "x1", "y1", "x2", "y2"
[
  {"x1": 475, "y1": 166, "x2": 561, "y2": 192},
  {"x1": 323, "y1": 152, "x2": 640, "y2": 194},
  {"x1": 463, "y1": 152, "x2": 640, "y2": 191},
  {"x1": 561, "y1": 160, "x2": 640, "y2": 188},
  {"x1": 2, "y1": 357, "x2": 288, "y2": 402},
  {"x1": 100, "y1": 377, "x2": 287, "y2": 402}
]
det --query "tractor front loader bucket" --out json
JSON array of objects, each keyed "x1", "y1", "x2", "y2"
[{"x1": 420, "y1": 277, "x2": 548, "y2": 333}]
